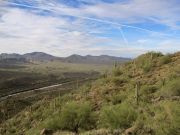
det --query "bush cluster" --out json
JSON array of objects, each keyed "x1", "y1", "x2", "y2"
[
  {"x1": 159, "y1": 55, "x2": 171, "y2": 65},
  {"x1": 45, "y1": 101, "x2": 96, "y2": 133},
  {"x1": 111, "y1": 76, "x2": 128, "y2": 86},
  {"x1": 141, "y1": 85, "x2": 158, "y2": 95},
  {"x1": 161, "y1": 78, "x2": 180, "y2": 97},
  {"x1": 99, "y1": 103, "x2": 137, "y2": 129},
  {"x1": 112, "y1": 67, "x2": 123, "y2": 76}
]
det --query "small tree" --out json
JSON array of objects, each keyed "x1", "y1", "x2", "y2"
[
  {"x1": 112, "y1": 67, "x2": 123, "y2": 76},
  {"x1": 159, "y1": 55, "x2": 171, "y2": 65},
  {"x1": 99, "y1": 103, "x2": 137, "y2": 129},
  {"x1": 46, "y1": 101, "x2": 96, "y2": 133}
]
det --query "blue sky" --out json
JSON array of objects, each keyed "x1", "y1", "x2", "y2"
[{"x1": 0, "y1": 0, "x2": 180, "y2": 57}]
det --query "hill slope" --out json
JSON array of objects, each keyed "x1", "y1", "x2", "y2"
[{"x1": 0, "y1": 52, "x2": 179, "y2": 135}]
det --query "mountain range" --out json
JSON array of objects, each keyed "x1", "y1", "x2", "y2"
[{"x1": 0, "y1": 52, "x2": 131, "y2": 65}]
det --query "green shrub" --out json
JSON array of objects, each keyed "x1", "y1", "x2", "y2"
[
  {"x1": 135, "y1": 53, "x2": 153, "y2": 73},
  {"x1": 154, "y1": 102, "x2": 180, "y2": 135},
  {"x1": 161, "y1": 78, "x2": 180, "y2": 97},
  {"x1": 150, "y1": 52, "x2": 163, "y2": 58},
  {"x1": 111, "y1": 93, "x2": 126, "y2": 105},
  {"x1": 111, "y1": 76, "x2": 128, "y2": 86},
  {"x1": 142, "y1": 61, "x2": 152, "y2": 73},
  {"x1": 99, "y1": 103, "x2": 137, "y2": 129},
  {"x1": 140, "y1": 85, "x2": 158, "y2": 102},
  {"x1": 160, "y1": 55, "x2": 171, "y2": 65},
  {"x1": 26, "y1": 128, "x2": 41, "y2": 135},
  {"x1": 45, "y1": 101, "x2": 96, "y2": 133},
  {"x1": 168, "y1": 71, "x2": 180, "y2": 81},
  {"x1": 141, "y1": 85, "x2": 158, "y2": 95},
  {"x1": 102, "y1": 70, "x2": 108, "y2": 78},
  {"x1": 167, "y1": 105, "x2": 180, "y2": 135},
  {"x1": 44, "y1": 114, "x2": 60, "y2": 130},
  {"x1": 112, "y1": 67, "x2": 123, "y2": 76}
]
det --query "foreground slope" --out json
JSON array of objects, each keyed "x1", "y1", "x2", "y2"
[{"x1": 0, "y1": 52, "x2": 180, "y2": 135}]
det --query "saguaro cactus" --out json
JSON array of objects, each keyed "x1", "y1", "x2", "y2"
[
  {"x1": 135, "y1": 81, "x2": 140, "y2": 105},
  {"x1": 114, "y1": 61, "x2": 117, "y2": 68},
  {"x1": 133, "y1": 60, "x2": 136, "y2": 76},
  {"x1": 162, "y1": 78, "x2": 166, "y2": 86}
]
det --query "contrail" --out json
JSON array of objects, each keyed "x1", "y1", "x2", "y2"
[
  {"x1": 119, "y1": 27, "x2": 129, "y2": 46},
  {"x1": 2, "y1": 1, "x2": 172, "y2": 37}
]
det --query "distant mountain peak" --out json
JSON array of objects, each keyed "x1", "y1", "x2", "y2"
[
  {"x1": 0, "y1": 52, "x2": 131, "y2": 64},
  {"x1": 23, "y1": 52, "x2": 53, "y2": 56},
  {"x1": 23, "y1": 52, "x2": 57, "y2": 61},
  {"x1": 63, "y1": 54, "x2": 131, "y2": 64}
]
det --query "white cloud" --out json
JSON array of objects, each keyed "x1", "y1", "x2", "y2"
[
  {"x1": 6, "y1": 0, "x2": 180, "y2": 30},
  {"x1": 27, "y1": 0, "x2": 180, "y2": 29},
  {"x1": 0, "y1": 7, "x2": 113, "y2": 56},
  {"x1": 137, "y1": 39, "x2": 148, "y2": 44},
  {"x1": 81, "y1": 0, "x2": 180, "y2": 29},
  {"x1": 0, "y1": 0, "x2": 179, "y2": 57},
  {"x1": 157, "y1": 40, "x2": 180, "y2": 52}
]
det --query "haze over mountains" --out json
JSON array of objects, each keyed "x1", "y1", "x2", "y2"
[{"x1": 0, "y1": 52, "x2": 131, "y2": 65}]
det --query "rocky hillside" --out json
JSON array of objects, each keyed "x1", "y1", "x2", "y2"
[{"x1": 0, "y1": 52, "x2": 179, "y2": 135}]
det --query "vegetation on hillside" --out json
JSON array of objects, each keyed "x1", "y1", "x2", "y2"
[{"x1": 0, "y1": 52, "x2": 179, "y2": 135}]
